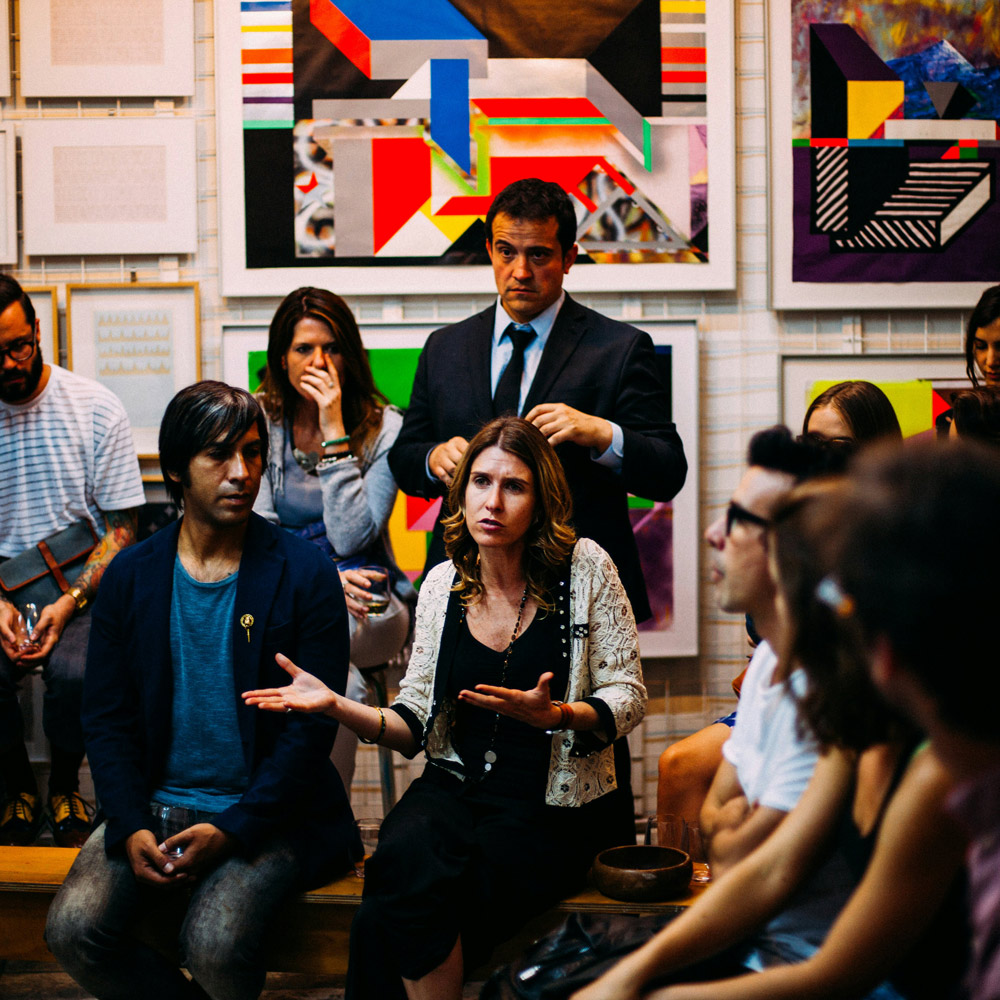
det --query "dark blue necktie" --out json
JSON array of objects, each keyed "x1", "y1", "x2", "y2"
[{"x1": 493, "y1": 324, "x2": 535, "y2": 417}]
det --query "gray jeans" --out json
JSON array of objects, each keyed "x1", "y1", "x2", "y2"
[{"x1": 45, "y1": 819, "x2": 300, "y2": 1000}]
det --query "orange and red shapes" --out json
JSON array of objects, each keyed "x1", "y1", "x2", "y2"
[
  {"x1": 661, "y1": 47, "x2": 705, "y2": 64},
  {"x1": 371, "y1": 137, "x2": 431, "y2": 254},
  {"x1": 241, "y1": 48, "x2": 293, "y2": 64},
  {"x1": 661, "y1": 71, "x2": 707, "y2": 84},
  {"x1": 472, "y1": 98, "x2": 605, "y2": 119},
  {"x1": 310, "y1": 0, "x2": 371, "y2": 77},
  {"x1": 242, "y1": 72, "x2": 293, "y2": 84}
]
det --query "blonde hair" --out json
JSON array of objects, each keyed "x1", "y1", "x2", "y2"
[{"x1": 442, "y1": 417, "x2": 576, "y2": 610}]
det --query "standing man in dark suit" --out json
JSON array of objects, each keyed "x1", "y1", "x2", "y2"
[
  {"x1": 46, "y1": 382, "x2": 359, "y2": 1000},
  {"x1": 388, "y1": 178, "x2": 687, "y2": 622}
]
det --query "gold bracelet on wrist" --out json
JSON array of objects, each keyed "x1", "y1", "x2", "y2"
[
  {"x1": 67, "y1": 586, "x2": 88, "y2": 612},
  {"x1": 358, "y1": 707, "x2": 386, "y2": 745}
]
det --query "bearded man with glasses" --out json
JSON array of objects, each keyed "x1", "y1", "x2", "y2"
[{"x1": 0, "y1": 275, "x2": 144, "y2": 847}]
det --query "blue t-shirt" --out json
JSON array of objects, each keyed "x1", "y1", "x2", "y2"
[{"x1": 153, "y1": 556, "x2": 248, "y2": 812}]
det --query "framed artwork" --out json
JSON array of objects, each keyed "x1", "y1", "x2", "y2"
[
  {"x1": 0, "y1": 127, "x2": 16, "y2": 264},
  {"x1": 768, "y1": 1, "x2": 1000, "y2": 310},
  {"x1": 215, "y1": 0, "x2": 735, "y2": 297},
  {"x1": 23, "y1": 286, "x2": 59, "y2": 365},
  {"x1": 19, "y1": 0, "x2": 194, "y2": 97},
  {"x1": 781, "y1": 354, "x2": 968, "y2": 436},
  {"x1": 66, "y1": 283, "x2": 201, "y2": 458},
  {"x1": 21, "y1": 118, "x2": 197, "y2": 256},
  {"x1": 222, "y1": 317, "x2": 699, "y2": 656},
  {"x1": 0, "y1": 0, "x2": 9, "y2": 99}
]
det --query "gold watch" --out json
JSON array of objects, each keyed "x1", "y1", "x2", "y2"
[{"x1": 67, "y1": 586, "x2": 88, "y2": 612}]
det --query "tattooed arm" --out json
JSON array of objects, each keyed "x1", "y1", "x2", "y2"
[{"x1": 18, "y1": 508, "x2": 139, "y2": 663}]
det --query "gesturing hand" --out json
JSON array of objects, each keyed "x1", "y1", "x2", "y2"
[
  {"x1": 525, "y1": 402, "x2": 613, "y2": 453},
  {"x1": 242, "y1": 653, "x2": 337, "y2": 715},
  {"x1": 458, "y1": 671, "x2": 562, "y2": 729}
]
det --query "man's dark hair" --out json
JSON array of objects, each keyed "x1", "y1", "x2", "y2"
[
  {"x1": 485, "y1": 178, "x2": 578, "y2": 256},
  {"x1": 0, "y1": 273, "x2": 36, "y2": 330},
  {"x1": 966, "y1": 284, "x2": 1000, "y2": 385},
  {"x1": 747, "y1": 425, "x2": 842, "y2": 481},
  {"x1": 836, "y1": 439, "x2": 1000, "y2": 743},
  {"x1": 158, "y1": 381, "x2": 268, "y2": 506},
  {"x1": 952, "y1": 386, "x2": 1000, "y2": 447}
]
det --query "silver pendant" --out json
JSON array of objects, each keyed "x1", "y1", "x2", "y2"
[{"x1": 484, "y1": 750, "x2": 497, "y2": 764}]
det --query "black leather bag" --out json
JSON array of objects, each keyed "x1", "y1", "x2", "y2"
[
  {"x1": 480, "y1": 910, "x2": 681, "y2": 1000},
  {"x1": 0, "y1": 521, "x2": 98, "y2": 610}
]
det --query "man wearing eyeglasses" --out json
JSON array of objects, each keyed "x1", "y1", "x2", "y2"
[
  {"x1": 0, "y1": 275, "x2": 144, "y2": 847},
  {"x1": 698, "y1": 427, "x2": 832, "y2": 880}
]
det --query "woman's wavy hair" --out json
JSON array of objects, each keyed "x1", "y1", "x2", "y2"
[
  {"x1": 770, "y1": 478, "x2": 913, "y2": 751},
  {"x1": 802, "y1": 380, "x2": 902, "y2": 447},
  {"x1": 442, "y1": 417, "x2": 576, "y2": 610},
  {"x1": 257, "y1": 287, "x2": 387, "y2": 456},
  {"x1": 965, "y1": 284, "x2": 1000, "y2": 385}
]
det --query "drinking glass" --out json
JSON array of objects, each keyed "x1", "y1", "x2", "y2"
[
  {"x1": 359, "y1": 567, "x2": 390, "y2": 618},
  {"x1": 354, "y1": 817, "x2": 381, "y2": 878},
  {"x1": 13, "y1": 603, "x2": 40, "y2": 654}
]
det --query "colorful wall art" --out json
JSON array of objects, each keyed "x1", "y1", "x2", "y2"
[
  {"x1": 769, "y1": 0, "x2": 1000, "y2": 308},
  {"x1": 215, "y1": 0, "x2": 735, "y2": 296}
]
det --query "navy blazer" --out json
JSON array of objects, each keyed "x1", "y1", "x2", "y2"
[
  {"x1": 387, "y1": 295, "x2": 687, "y2": 621},
  {"x1": 82, "y1": 513, "x2": 359, "y2": 889}
]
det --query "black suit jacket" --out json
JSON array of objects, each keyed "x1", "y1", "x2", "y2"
[
  {"x1": 82, "y1": 514, "x2": 360, "y2": 889},
  {"x1": 387, "y1": 295, "x2": 687, "y2": 621}
]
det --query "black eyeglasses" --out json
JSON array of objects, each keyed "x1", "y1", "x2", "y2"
[
  {"x1": 725, "y1": 501, "x2": 770, "y2": 536},
  {"x1": 0, "y1": 335, "x2": 36, "y2": 363}
]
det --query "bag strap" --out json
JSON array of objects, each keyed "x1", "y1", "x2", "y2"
[{"x1": 37, "y1": 539, "x2": 71, "y2": 593}]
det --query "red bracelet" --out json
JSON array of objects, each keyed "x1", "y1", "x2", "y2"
[{"x1": 550, "y1": 700, "x2": 574, "y2": 731}]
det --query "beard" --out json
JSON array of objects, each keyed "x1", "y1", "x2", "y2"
[{"x1": 0, "y1": 347, "x2": 44, "y2": 403}]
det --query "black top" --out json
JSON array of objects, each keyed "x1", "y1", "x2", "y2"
[{"x1": 447, "y1": 608, "x2": 568, "y2": 800}]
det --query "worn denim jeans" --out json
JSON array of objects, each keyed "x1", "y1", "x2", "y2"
[
  {"x1": 45, "y1": 815, "x2": 301, "y2": 1000},
  {"x1": 0, "y1": 610, "x2": 90, "y2": 755}
]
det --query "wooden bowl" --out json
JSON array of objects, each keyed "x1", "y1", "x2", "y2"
[{"x1": 592, "y1": 845, "x2": 692, "y2": 902}]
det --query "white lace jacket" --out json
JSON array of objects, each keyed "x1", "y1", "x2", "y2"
[{"x1": 392, "y1": 537, "x2": 646, "y2": 807}]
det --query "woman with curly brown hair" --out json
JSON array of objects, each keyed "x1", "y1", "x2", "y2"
[{"x1": 244, "y1": 416, "x2": 646, "y2": 1000}]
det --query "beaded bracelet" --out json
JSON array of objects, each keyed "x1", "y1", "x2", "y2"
[
  {"x1": 358, "y1": 707, "x2": 386, "y2": 744},
  {"x1": 547, "y1": 700, "x2": 574, "y2": 733}
]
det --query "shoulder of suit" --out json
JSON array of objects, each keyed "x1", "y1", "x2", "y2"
[
  {"x1": 427, "y1": 303, "x2": 494, "y2": 343},
  {"x1": 562, "y1": 296, "x2": 647, "y2": 343}
]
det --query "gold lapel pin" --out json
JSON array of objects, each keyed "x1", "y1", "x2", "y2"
[{"x1": 240, "y1": 613, "x2": 254, "y2": 643}]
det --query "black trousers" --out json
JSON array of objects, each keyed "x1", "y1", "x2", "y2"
[{"x1": 346, "y1": 763, "x2": 630, "y2": 1000}]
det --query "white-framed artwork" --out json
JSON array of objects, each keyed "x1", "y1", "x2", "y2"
[
  {"x1": 768, "y1": 0, "x2": 1000, "y2": 310},
  {"x1": 21, "y1": 118, "x2": 197, "y2": 256},
  {"x1": 781, "y1": 354, "x2": 968, "y2": 437},
  {"x1": 0, "y1": 0, "x2": 10, "y2": 99},
  {"x1": 66, "y1": 283, "x2": 201, "y2": 458},
  {"x1": 214, "y1": 0, "x2": 735, "y2": 297},
  {"x1": 23, "y1": 286, "x2": 59, "y2": 366},
  {"x1": 223, "y1": 317, "x2": 699, "y2": 656},
  {"x1": 0, "y1": 127, "x2": 17, "y2": 264},
  {"x1": 20, "y1": 0, "x2": 194, "y2": 97}
]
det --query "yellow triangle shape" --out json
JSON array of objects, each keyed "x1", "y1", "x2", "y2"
[{"x1": 847, "y1": 80, "x2": 905, "y2": 139}]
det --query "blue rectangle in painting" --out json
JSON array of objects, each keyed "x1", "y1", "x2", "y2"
[{"x1": 331, "y1": 0, "x2": 485, "y2": 41}]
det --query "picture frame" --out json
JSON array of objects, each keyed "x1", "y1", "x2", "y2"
[
  {"x1": 223, "y1": 317, "x2": 699, "y2": 656},
  {"x1": 0, "y1": 0, "x2": 10, "y2": 99},
  {"x1": 23, "y1": 286, "x2": 59, "y2": 366},
  {"x1": 19, "y1": 0, "x2": 194, "y2": 97},
  {"x1": 768, "y1": 1, "x2": 1000, "y2": 310},
  {"x1": 781, "y1": 354, "x2": 968, "y2": 437},
  {"x1": 214, "y1": 0, "x2": 735, "y2": 297},
  {"x1": 21, "y1": 118, "x2": 198, "y2": 256},
  {"x1": 66, "y1": 283, "x2": 201, "y2": 458},
  {"x1": 0, "y1": 126, "x2": 17, "y2": 265}
]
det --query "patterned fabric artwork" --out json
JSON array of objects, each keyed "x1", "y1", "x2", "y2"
[
  {"x1": 791, "y1": 0, "x2": 1000, "y2": 284},
  {"x1": 238, "y1": 0, "x2": 713, "y2": 270}
]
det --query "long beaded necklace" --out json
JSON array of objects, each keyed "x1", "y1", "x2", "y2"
[{"x1": 464, "y1": 584, "x2": 529, "y2": 776}]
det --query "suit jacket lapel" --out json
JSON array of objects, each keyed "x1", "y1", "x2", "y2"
[
  {"x1": 138, "y1": 522, "x2": 180, "y2": 723},
  {"x1": 231, "y1": 515, "x2": 284, "y2": 760},
  {"x1": 465, "y1": 304, "x2": 497, "y2": 419},
  {"x1": 523, "y1": 295, "x2": 587, "y2": 414}
]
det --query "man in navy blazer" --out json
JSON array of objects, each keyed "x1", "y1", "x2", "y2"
[
  {"x1": 46, "y1": 382, "x2": 359, "y2": 1000},
  {"x1": 388, "y1": 178, "x2": 687, "y2": 622}
]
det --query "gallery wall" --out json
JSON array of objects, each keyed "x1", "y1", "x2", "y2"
[{"x1": 3, "y1": 0, "x2": 976, "y2": 815}]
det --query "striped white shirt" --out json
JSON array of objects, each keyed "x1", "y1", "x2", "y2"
[{"x1": 0, "y1": 365, "x2": 145, "y2": 557}]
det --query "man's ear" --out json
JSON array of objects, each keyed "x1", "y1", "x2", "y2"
[
  {"x1": 165, "y1": 469, "x2": 182, "y2": 485},
  {"x1": 562, "y1": 243, "x2": 579, "y2": 273}
]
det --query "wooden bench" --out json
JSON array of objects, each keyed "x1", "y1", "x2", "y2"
[{"x1": 0, "y1": 845, "x2": 705, "y2": 979}]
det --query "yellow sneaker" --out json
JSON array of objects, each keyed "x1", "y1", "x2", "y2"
[
  {"x1": 48, "y1": 791, "x2": 93, "y2": 848},
  {"x1": 0, "y1": 792, "x2": 42, "y2": 846}
]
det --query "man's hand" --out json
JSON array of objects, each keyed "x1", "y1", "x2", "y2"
[
  {"x1": 525, "y1": 403, "x2": 613, "y2": 453},
  {"x1": 0, "y1": 600, "x2": 23, "y2": 663},
  {"x1": 429, "y1": 436, "x2": 468, "y2": 486},
  {"x1": 159, "y1": 823, "x2": 234, "y2": 878},
  {"x1": 17, "y1": 593, "x2": 76, "y2": 665},
  {"x1": 126, "y1": 829, "x2": 181, "y2": 886}
]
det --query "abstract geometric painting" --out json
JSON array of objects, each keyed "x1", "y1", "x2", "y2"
[
  {"x1": 216, "y1": 0, "x2": 735, "y2": 295},
  {"x1": 769, "y1": 0, "x2": 1000, "y2": 308}
]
